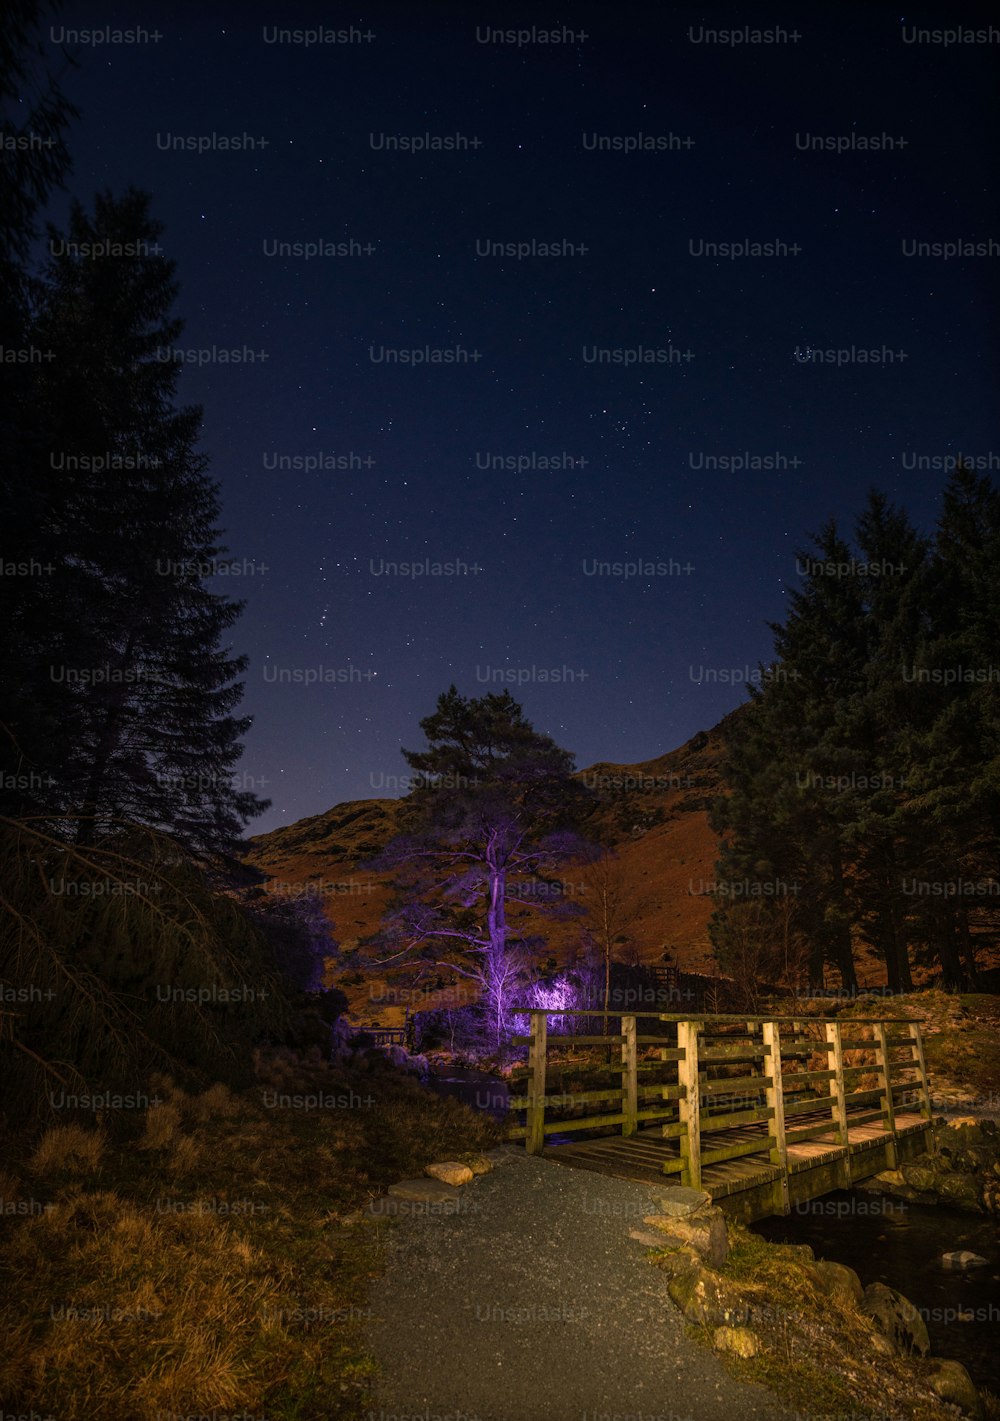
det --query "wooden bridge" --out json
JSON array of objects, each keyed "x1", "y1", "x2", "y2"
[{"x1": 505, "y1": 1010, "x2": 934, "y2": 1221}]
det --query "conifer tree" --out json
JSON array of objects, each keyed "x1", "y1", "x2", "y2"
[{"x1": 2, "y1": 189, "x2": 267, "y2": 854}]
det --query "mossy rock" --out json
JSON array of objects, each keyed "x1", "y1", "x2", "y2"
[
  {"x1": 668, "y1": 1264, "x2": 749, "y2": 1329},
  {"x1": 926, "y1": 1357, "x2": 982, "y2": 1418}
]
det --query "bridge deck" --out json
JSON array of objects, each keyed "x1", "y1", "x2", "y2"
[{"x1": 541, "y1": 1109, "x2": 930, "y2": 1214}]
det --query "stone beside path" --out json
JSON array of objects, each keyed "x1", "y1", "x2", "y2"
[{"x1": 363, "y1": 1147, "x2": 798, "y2": 1421}]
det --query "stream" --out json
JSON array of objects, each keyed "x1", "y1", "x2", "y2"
[
  {"x1": 754, "y1": 1191, "x2": 1000, "y2": 1392},
  {"x1": 424, "y1": 1065, "x2": 509, "y2": 1120}
]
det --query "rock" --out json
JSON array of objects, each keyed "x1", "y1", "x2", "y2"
[
  {"x1": 812, "y1": 1259, "x2": 863, "y2": 1306},
  {"x1": 901, "y1": 1162, "x2": 940, "y2": 1193},
  {"x1": 941, "y1": 1250, "x2": 988, "y2": 1270},
  {"x1": 937, "y1": 1172, "x2": 983, "y2": 1210},
  {"x1": 653, "y1": 1186, "x2": 712, "y2": 1217},
  {"x1": 630, "y1": 1226, "x2": 677, "y2": 1249},
  {"x1": 926, "y1": 1358, "x2": 982, "y2": 1417},
  {"x1": 387, "y1": 1176, "x2": 463, "y2": 1204},
  {"x1": 714, "y1": 1325, "x2": 760, "y2": 1359},
  {"x1": 668, "y1": 1265, "x2": 748, "y2": 1329},
  {"x1": 642, "y1": 1205, "x2": 729, "y2": 1269},
  {"x1": 464, "y1": 1154, "x2": 493, "y2": 1176},
  {"x1": 424, "y1": 1160, "x2": 474, "y2": 1187},
  {"x1": 870, "y1": 1169, "x2": 906, "y2": 1187},
  {"x1": 860, "y1": 1282, "x2": 930, "y2": 1356},
  {"x1": 653, "y1": 1244, "x2": 703, "y2": 1278}
]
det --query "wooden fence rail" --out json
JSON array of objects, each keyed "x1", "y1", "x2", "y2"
[{"x1": 505, "y1": 1009, "x2": 933, "y2": 1218}]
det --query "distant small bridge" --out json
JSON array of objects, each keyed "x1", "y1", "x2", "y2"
[
  {"x1": 505, "y1": 1010, "x2": 933, "y2": 1222},
  {"x1": 361, "y1": 1027, "x2": 408, "y2": 1047}
]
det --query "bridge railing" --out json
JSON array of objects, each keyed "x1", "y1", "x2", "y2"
[{"x1": 506, "y1": 1010, "x2": 931, "y2": 1188}]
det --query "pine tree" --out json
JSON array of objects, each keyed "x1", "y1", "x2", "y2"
[
  {"x1": 2, "y1": 188, "x2": 267, "y2": 855},
  {"x1": 370, "y1": 686, "x2": 591, "y2": 1048}
]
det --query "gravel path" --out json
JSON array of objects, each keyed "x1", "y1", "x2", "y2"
[{"x1": 363, "y1": 1147, "x2": 797, "y2": 1421}]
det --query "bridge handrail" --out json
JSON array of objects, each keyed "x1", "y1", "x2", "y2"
[{"x1": 508, "y1": 1007, "x2": 925, "y2": 1023}]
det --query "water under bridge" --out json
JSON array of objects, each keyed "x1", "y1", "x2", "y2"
[{"x1": 504, "y1": 1009, "x2": 934, "y2": 1221}]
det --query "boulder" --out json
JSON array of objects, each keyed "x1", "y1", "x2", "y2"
[
  {"x1": 668, "y1": 1264, "x2": 749, "y2": 1329},
  {"x1": 642, "y1": 1205, "x2": 729, "y2": 1269},
  {"x1": 812, "y1": 1259, "x2": 863, "y2": 1306},
  {"x1": 464, "y1": 1154, "x2": 493, "y2": 1176},
  {"x1": 936, "y1": 1172, "x2": 983, "y2": 1210},
  {"x1": 860, "y1": 1282, "x2": 930, "y2": 1356},
  {"x1": 713, "y1": 1325, "x2": 760, "y2": 1359},
  {"x1": 941, "y1": 1250, "x2": 988, "y2": 1270},
  {"x1": 425, "y1": 1160, "x2": 474, "y2": 1187},
  {"x1": 901, "y1": 1162, "x2": 940, "y2": 1193},
  {"x1": 653, "y1": 1186, "x2": 712, "y2": 1217},
  {"x1": 926, "y1": 1358, "x2": 982, "y2": 1417}
]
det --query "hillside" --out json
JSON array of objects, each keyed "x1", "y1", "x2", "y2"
[{"x1": 245, "y1": 715, "x2": 738, "y2": 1024}]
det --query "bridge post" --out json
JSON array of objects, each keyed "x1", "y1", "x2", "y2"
[
  {"x1": 526, "y1": 1010, "x2": 547, "y2": 1155},
  {"x1": 825, "y1": 1020, "x2": 851, "y2": 1187},
  {"x1": 908, "y1": 1021, "x2": 932, "y2": 1118},
  {"x1": 761, "y1": 1020, "x2": 789, "y2": 1213},
  {"x1": 676, "y1": 1019, "x2": 702, "y2": 1188},
  {"x1": 873, "y1": 1021, "x2": 898, "y2": 1168},
  {"x1": 622, "y1": 1014, "x2": 638, "y2": 1137}
]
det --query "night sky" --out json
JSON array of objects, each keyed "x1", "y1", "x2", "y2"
[{"x1": 43, "y1": 2, "x2": 1000, "y2": 832}]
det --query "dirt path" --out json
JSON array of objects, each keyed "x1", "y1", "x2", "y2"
[{"x1": 364, "y1": 1147, "x2": 797, "y2": 1421}]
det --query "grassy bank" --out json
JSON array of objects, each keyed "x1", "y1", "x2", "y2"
[
  {"x1": 697, "y1": 1224, "x2": 999, "y2": 1420},
  {"x1": 0, "y1": 1048, "x2": 500, "y2": 1420}
]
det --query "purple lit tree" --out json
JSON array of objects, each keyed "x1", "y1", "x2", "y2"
[{"x1": 367, "y1": 687, "x2": 593, "y2": 1051}]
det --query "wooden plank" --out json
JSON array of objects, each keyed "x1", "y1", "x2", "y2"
[
  {"x1": 699, "y1": 1074, "x2": 771, "y2": 1097},
  {"x1": 545, "y1": 1034, "x2": 626, "y2": 1046},
  {"x1": 700, "y1": 1104, "x2": 774, "y2": 1131},
  {"x1": 676, "y1": 1020, "x2": 702, "y2": 1188},
  {"x1": 781, "y1": 1068, "x2": 838, "y2": 1085},
  {"x1": 783, "y1": 1095, "x2": 834, "y2": 1119},
  {"x1": 539, "y1": 1111, "x2": 629, "y2": 1135},
  {"x1": 526, "y1": 1011, "x2": 546, "y2": 1155},
  {"x1": 700, "y1": 1044, "x2": 767, "y2": 1061},
  {"x1": 622, "y1": 1015, "x2": 638, "y2": 1138},
  {"x1": 507, "y1": 1088, "x2": 623, "y2": 1110},
  {"x1": 700, "y1": 1137, "x2": 775, "y2": 1166},
  {"x1": 762, "y1": 1020, "x2": 790, "y2": 1213},
  {"x1": 784, "y1": 1120, "x2": 842, "y2": 1146}
]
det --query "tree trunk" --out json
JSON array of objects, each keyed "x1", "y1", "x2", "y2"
[{"x1": 485, "y1": 831, "x2": 508, "y2": 1048}]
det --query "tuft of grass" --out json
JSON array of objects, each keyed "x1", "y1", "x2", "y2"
[{"x1": 29, "y1": 1123, "x2": 105, "y2": 1176}]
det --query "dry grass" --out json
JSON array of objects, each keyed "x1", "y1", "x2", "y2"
[
  {"x1": 29, "y1": 1122, "x2": 106, "y2": 1175},
  {"x1": 0, "y1": 1050, "x2": 500, "y2": 1420}
]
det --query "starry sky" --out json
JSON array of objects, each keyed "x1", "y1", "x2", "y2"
[{"x1": 44, "y1": 1, "x2": 1000, "y2": 831}]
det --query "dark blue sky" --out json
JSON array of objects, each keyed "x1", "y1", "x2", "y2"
[{"x1": 45, "y1": 1, "x2": 1000, "y2": 831}]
